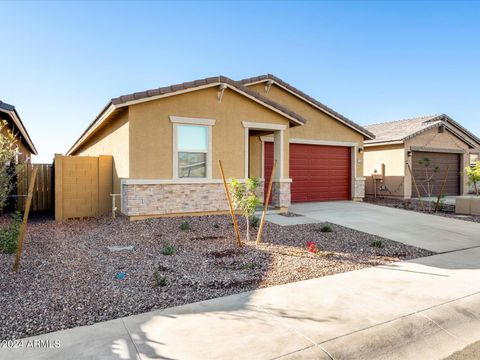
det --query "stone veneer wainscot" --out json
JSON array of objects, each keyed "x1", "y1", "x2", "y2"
[{"x1": 121, "y1": 180, "x2": 267, "y2": 217}]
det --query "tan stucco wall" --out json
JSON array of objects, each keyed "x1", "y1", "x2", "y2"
[
  {"x1": 128, "y1": 87, "x2": 291, "y2": 179},
  {"x1": 405, "y1": 128, "x2": 471, "y2": 197},
  {"x1": 247, "y1": 83, "x2": 366, "y2": 178},
  {"x1": 74, "y1": 109, "x2": 129, "y2": 193},
  {"x1": 249, "y1": 135, "x2": 262, "y2": 178},
  {"x1": 364, "y1": 144, "x2": 405, "y2": 197}
]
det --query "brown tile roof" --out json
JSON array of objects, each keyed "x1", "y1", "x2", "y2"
[
  {"x1": 365, "y1": 114, "x2": 480, "y2": 147},
  {"x1": 68, "y1": 76, "x2": 307, "y2": 155},
  {"x1": 111, "y1": 76, "x2": 306, "y2": 125},
  {"x1": 239, "y1": 74, "x2": 375, "y2": 139},
  {"x1": 0, "y1": 100, "x2": 38, "y2": 155}
]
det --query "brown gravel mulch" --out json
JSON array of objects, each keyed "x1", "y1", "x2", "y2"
[
  {"x1": 0, "y1": 214, "x2": 433, "y2": 340},
  {"x1": 364, "y1": 197, "x2": 480, "y2": 223}
]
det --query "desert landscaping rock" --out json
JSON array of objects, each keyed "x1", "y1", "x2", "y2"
[
  {"x1": 0, "y1": 214, "x2": 433, "y2": 340},
  {"x1": 365, "y1": 197, "x2": 480, "y2": 223}
]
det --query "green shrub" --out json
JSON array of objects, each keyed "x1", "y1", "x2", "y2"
[
  {"x1": 229, "y1": 177, "x2": 261, "y2": 242},
  {"x1": 320, "y1": 224, "x2": 333, "y2": 233},
  {"x1": 371, "y1": 239, "x2": 384, "y2": 248},
  {"x1": 240, "y1": 263, "x2": 255, "y2": 270},
  {"x1": 0, "y1": 211, "x2": 22, "y2": 254},
  {"x1": 437, "y1": 194, "x2": 446, "y2": 211},
  {"x1": 225, "y1": 262, "x2": 255, "y2": 271},
  {"x1": 179, "y1": 220, "x2": 191, "y2": 231},
  {"x1": 249, "y1": 215, "x2": 260, "y2": 229},
  {"x1": 466, "y1": 161, "x2": 480, "y2": 195},
  {"x1": 161, "y1": 244, "x2": 175, "y2": 256},
  {"x1": 152, "y1": 270, "x2": 167, "y2": 287}
]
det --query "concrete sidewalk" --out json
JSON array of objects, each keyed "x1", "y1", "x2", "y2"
[{"x1": 3, "y1": 247, "x2": 480, "y2": 360}]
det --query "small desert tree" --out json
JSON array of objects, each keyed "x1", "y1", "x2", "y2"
[
  {"x1": 416, "y1": 157, "x2": 439, "y2": 212},
  {"x1": 229, "y1": 177, "x2": 261, "y2": 242},
  {"x1": 0, "y1": 120, "x2": 21, "y2": 212},
  {"x1": 466, "y1": 161, "x2": 480, "y2": 196}
]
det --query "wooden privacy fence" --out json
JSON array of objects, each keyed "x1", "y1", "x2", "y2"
[
  {"x1": 16, "y1": 163, "x2": 53, "y2": 212},
  {"x1": 54, "y1": 154, "x2": 113, "y2": 220}
]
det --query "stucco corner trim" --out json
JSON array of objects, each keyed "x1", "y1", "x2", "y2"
[{"x1": 169, "y1": 116, "x2": 216, "y2": 126}]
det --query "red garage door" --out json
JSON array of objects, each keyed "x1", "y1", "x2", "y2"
[{"x1": 264, "y1": 142, "x2": 351, "y2": 203}]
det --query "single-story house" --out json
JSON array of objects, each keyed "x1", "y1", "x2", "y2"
[
  {"x1": 363, "y1": 114, "x2": 480, "y2": 198},
  {"x1": 0, "y1": 100, "x2": 38, "y2": 162},
  {"x1": 67, "y1": 75, "x2": 374, "y2": 219}
]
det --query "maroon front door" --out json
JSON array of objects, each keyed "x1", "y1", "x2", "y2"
[{"x1": 264, "y1": 142, "x2": 351, "y2": 203}]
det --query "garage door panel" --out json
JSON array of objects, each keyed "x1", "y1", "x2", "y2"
[
  {"x1": 264, "y1": 142, "x2": 351, "y2": 203},
  {"x1": 412, "y1": 151, "x2": 460, "y2": 197}
]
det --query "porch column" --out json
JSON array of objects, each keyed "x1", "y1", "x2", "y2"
[
  {"x1": 271, "y1": 129, "x2": 291, "y2": 210},
  {"x1": 273, "y1": 129, "x2": 284, "y2": 179}
]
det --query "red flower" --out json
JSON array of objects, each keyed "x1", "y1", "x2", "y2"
[{"x1": 306, "y1": 241, "x2": 319, "y2": 253}]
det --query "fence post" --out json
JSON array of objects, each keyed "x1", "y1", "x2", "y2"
[
  {"x1": 13, "y1": 167, "x2": 38, "y2": 272},
  {"x1": 54, "y1": 154, "x2": 64, "y2": 221}
]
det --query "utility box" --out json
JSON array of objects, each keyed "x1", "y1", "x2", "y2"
[{"x1": 372, "y1": 162, "x2": 385, "y2": 180}]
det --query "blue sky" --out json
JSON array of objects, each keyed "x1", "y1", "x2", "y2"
[{"x1": 1, "y1": 1, "x2": 479, "y2": 162}]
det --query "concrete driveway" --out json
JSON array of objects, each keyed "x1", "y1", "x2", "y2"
[{"x1": 289, "y1": 201, "x2": 480, "y2": 253}]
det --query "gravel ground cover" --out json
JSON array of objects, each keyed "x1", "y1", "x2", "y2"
[
  {"x1": 0, "y1": 214, "x2": 433, "y2": 340},
  {"x1": 365, "y1": 197, "x2": 480, "y2": 223}
]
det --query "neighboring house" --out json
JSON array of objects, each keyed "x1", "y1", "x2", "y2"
[
  {"x1": 0, "y1": 100, "x2": 38, "y2": 162},
  {"x1": 67, "y1": 75, "x2": 373, "y2": 219},
  {"x1": 363, "y1": 114, "x2": 480, "y2": 198}
]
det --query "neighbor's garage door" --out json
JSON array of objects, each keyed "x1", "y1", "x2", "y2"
[
  {"x1": 412, "y1": 151, "x2": 461, "y2": 197},
  {"x1": 264, "y1": 142, "x2": 351, "y2": 203}
]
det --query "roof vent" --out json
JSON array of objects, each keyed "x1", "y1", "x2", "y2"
[
  {"x1": 438, "y1": 124, "x2": 446, "y2": 133},
  {"x1": 264, "y1": 80, "x2": 274, "y2": 94}
]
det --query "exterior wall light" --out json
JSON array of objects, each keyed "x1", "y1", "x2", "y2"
[
  {"x1": 407, "y1": 150, "x2": 413, "y2": 157},
  {"x1": 358, "y1": 147, "x2": 364, "y2": 154}
]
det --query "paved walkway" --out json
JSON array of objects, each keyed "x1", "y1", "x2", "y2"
[
  {"x1": 285, "y1": 201, "x2": 480, "y2": 253},
  {"x1": 2, "y1": 246, "x2": 480, "y2": 360}
]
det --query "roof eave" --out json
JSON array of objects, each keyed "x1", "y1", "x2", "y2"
[
  {"x1": 240, "y1": 75, "x2": 376, "y2": 140},
  {"x1": 66, "y1": 102, "x2": 116, "y2": 155},
  {"x1": 364, "y1": 140, "x2": 404, "y2": 147},
  {"x1": 67, "y1": 77, "x2": 307, "y2": 155},
  {"x1": 0, "y1": 107, "x2": 38, "y2": 155},
  {"x1": 440, "y1": 114, "x2": 480, "y2": 147}
]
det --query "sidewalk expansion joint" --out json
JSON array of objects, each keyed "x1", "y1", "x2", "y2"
[
  {"x1": 121, "y1": 318, "x2": 143, "y2": 360},
  {"x1": 417, "y1": 312, "x2": 458, "y2": 339},
  {"x1": 376, "y1": 266, "x2": 450, "y2": 277},
  {"x1": 435, "y1": 244, "x2": 480, "y2": 255},
  {"x1": 255, "y1": 305, "x2": 336, "y2": 360}
]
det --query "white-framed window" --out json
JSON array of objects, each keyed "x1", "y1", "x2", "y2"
[
  {"x1": 170, "y1": 116, "x2": 215, "y2": 179},
  {"x1": 471, "y1": 153, "x2": 479, "y2": 167}
]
